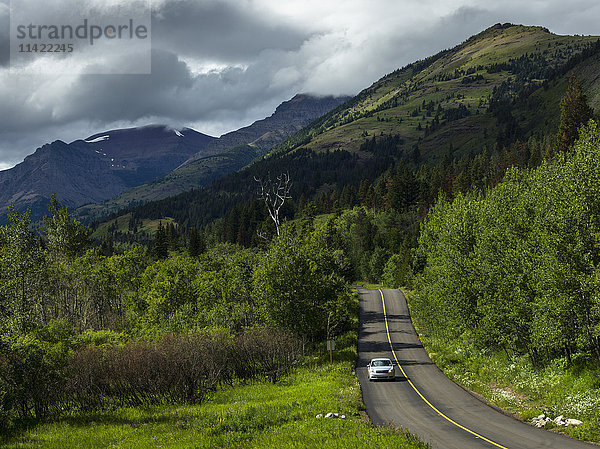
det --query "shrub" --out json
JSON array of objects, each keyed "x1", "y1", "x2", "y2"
[
  {"x1": 66, "y1": 328, "x2": 300, "y2": 411},
  {"x1": 1, "y1": 327, "x2": 301, "y2": 426},
  {"x1": 0, "y1": 351, "x2": 12, "y2": 429},
  {"x1": 73, "y1": 329, "x2": 125, "y2": 348},
  {"x1": 233, "y1": 327, "x2": 302, "y2": 382},
  {"x1": 3, "y1": 334, "x2": 69, "y2": 419},
  {"x1": 66, "y1": 345, "x2": 109, "y2": 410}
]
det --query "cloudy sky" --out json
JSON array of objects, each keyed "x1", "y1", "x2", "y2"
[{"x1": 0, "y1": 0, "x2": 599, "y2": 170}]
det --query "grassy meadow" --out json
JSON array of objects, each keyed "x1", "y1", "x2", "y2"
[{"x1": 1, "y1": 337, "x2": 428, "y2": 449}]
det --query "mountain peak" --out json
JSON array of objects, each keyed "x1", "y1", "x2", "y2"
[
  {"x1": 486, "y1": 22, "x2": 549, "y2": 33},
  {"x1": 269, "y1": 93, "x2": 350, "y2": 121},
  {"x1": 474, "y1": 23, "x2": 551, "y2": 39},
  {"x1": 0, "y1": 125, "x2": 217, "y2": 223}
]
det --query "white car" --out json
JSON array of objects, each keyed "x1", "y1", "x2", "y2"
[{"x1": 367, "y1": 358, "x2": 395, "y2": 381}]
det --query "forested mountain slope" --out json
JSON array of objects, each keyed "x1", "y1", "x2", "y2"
[
  {"x1": 98, "y1": 24, "x2": 600, "y2": 237},
  {"x1": 271, "y1": 24, "x2": 598, "y2": 158}
]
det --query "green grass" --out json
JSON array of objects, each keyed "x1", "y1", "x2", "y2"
[
  {"x1": 353, "y1": 281, "x2": 384, "y2": 290},
  {"x1": 406, "y1": 292, "x2": 600, "y2": 444},
  {"x1": 2, "y1": 352, "x2": 428, "y2": 448},
  {"x1": 91, "y1": 214, "x2": 177, "y2": 240}
]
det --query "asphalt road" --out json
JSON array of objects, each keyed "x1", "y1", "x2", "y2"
[{"x1": 357, "y1": 287, "x2": 596, "y2": 449}]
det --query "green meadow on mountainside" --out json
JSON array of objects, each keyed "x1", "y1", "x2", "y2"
[{"x1": 271, "y1": 24, "x2": 599, "y2": 158}]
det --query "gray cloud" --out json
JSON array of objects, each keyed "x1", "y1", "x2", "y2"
[
  {"x1": 0, "y1": 48, "x2": 292, "y2": 131},
  {"x1": 0, "y1": 1, "x2": 8, "y2": 66},
  {"x1": 1, "y1": 0, "x2": 599, "y2": 169},
  {"x1": 152, "y1": 0, "x2": 309, "y2": 62}
]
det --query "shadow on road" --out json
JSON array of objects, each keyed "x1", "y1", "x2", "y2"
[{"x1": 396, "y1": 358, "x2": 434, "y2": 366}]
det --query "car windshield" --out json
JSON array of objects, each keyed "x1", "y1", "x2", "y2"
[{"x1": 372, "y1": 359, "x2": 391, "y2": 367}]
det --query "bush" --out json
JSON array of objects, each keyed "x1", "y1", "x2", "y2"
[
  {"x1": 369, "y1": 247, "x2": 390, "y2": 281},
  {"x1": 233, "y1": 327, "x2": 302, "y2": 382},
  {"x1": 382, "y1": 253, "x2": 413, "y2": 288},
  {"x1": 66, "y1": 328, "x2": 300, "y2": 410},
  {"x1": 1, "y1": 326, "x2": 301, "y2": 427},
  {"x1": 73, "y1": 329, "x2": 125, "y2": 348},
  {"x1": 0, "y1": 351, "x2": 12, "y2": 429},
  {"x1": 66, "y1": 345, "x2": 109, "y2": 410},
  {"x1": 3, "y1": 334, "x2": 69, "y2": 419}
]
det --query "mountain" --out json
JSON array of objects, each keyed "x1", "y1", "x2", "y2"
[
  {"x1": 182, "y1": 94, "x2": 351, "y2": 166},
  {"x1": 99, "y1": 24, "x2": 600, "y2": 234},
  {"x1": 0, "y1": 125, "x2": 215, "y2": 222},
  {"x1": 81, "y1": 125, "x2": 216, "y2": 186},
  {"x1": 0, "y1": 140, "x2": 128, "y2": 222},
  {"x1": 75, "y1": 94, "x2": 350, "y2": 222},
  {"x1": 270, "y1": 24, "x2": 599, "y2": 160}
]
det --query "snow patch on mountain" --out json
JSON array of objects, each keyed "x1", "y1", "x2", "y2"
[{"x1": 85, "y1": 135, "x2": 110, "y2": 143}]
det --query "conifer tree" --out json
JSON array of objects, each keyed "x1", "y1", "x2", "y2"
[
  {"x1": 558, "y1": 74, "x2": 594, "y2": 152},
  {"x1": 154, "y1": 222, "x2": 169, "y2": 259},
  {"x1": 188, "y1": 228, "x2": 205, "y2": 257}
]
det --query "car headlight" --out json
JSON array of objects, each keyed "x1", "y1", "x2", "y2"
[{"x1": 388, "y1": 368, "x2": 394, "y2": 373}]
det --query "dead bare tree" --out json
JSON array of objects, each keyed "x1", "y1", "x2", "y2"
[{"x1": 254, "y1": 173, "x2": 292, "y2": 237}]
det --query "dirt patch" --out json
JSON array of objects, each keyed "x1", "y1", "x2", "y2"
[{"x1": 490, "y1": 383, "x2": 528, "y2": 401}]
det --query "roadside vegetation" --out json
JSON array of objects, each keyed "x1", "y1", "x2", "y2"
[
  {"x1": 410, "y1": 321, "x2": 600, "y2": 443},
  {"x1": 1, "y1": 332, "x2": 428, "y2": 448},
  {"x1": 0, "y1": 197, "x2": 429, "y2": 448},
  {"x1": 409, "y1": 95, "x2": 600, "y2": 442},
  {"x1": 0, "y1": 203, "x2": 354, "y2": 424}
]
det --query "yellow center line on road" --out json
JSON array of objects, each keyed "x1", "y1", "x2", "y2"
[{"x1": 379, "y1": 289, "x2": 509, "y2": 449}]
